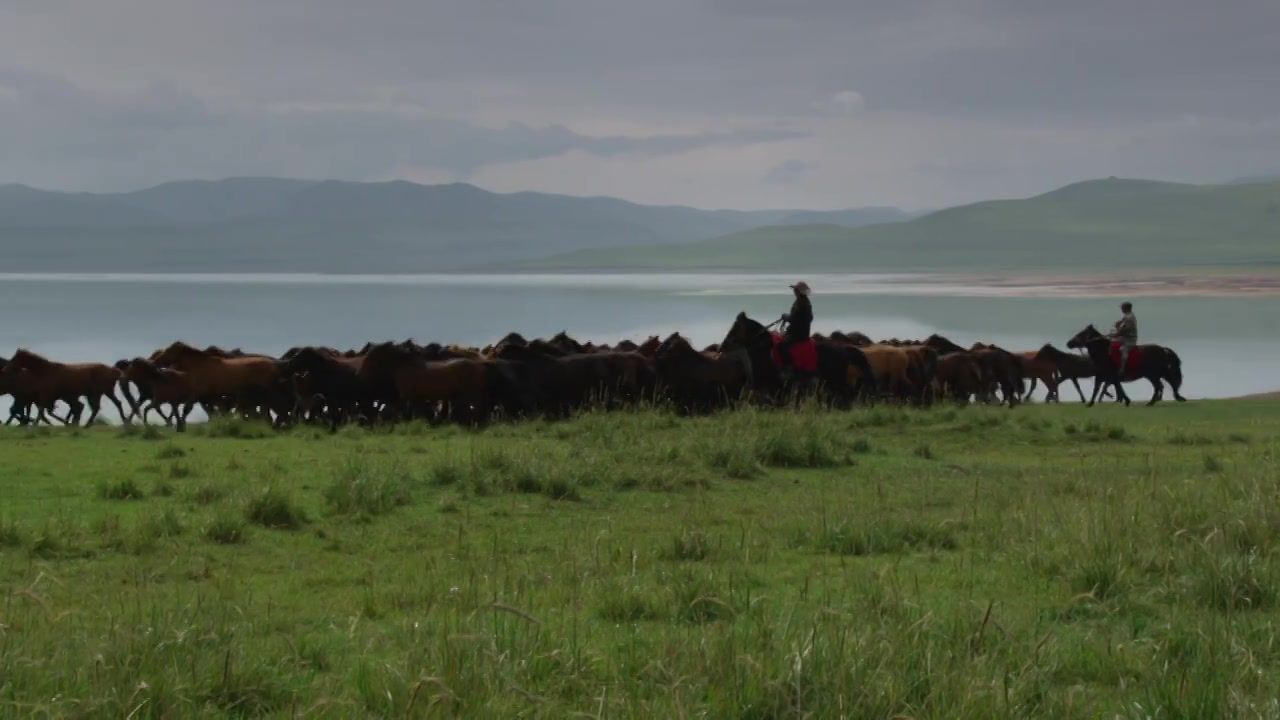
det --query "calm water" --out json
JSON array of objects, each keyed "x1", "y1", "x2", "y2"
[{"x1": 1, "y1": 273, "x2": 1276, "y2": 421}]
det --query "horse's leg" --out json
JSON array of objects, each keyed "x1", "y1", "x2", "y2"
[
  {"x1": 1069, "y1": 378, "x2": 1085, "y2": 403},
  {"x1": 177, "y1": 402, "x2": 194, "y2": 432},
  {"x1": 83, "y1": 394, "x2": 103, "y2": 426},
  {"x1": 66, "y1": 399, "x2": 86, "y2": 426},
  {"x1": 105, "y1": 392, "x2": 127, "y2": 425},
  {"x1": 117, "y1": 382, "x2": 138, "y2": 425},
  {"x1": 1115, "y1": 381, "x2": 1132, "y2": 407},
  {"x1": 1086, "y1": 378, "x2": 1103, "y2": 407}
]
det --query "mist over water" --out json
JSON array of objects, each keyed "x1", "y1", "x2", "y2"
[{"x1": 1, "y1": 273, "x2": 1275, "y2": 423}]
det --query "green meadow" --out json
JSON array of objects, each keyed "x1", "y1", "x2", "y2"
[{"x1": 2, "y1": 400, "x2": 1280, "y2": 718}]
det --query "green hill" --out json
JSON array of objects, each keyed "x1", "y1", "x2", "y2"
[
  {"x1": 0, "y1": 179, "x2": 909, "y2": 273},
  {"x1": 514, "y1": 178, "x2": 1280, "y2": 272}
]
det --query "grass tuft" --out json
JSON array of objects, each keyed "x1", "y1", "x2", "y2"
[
  {"x1": 324, "y1": 454, "x2": 415, "y2": 517},
  {"x1": 244, "y1": 487, "x2": 308, "y2": 530},
  {"x1": 97, "y1": 477, "x2": 145, "y2": 501}
]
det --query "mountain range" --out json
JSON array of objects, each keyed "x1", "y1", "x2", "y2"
[
  {"x1": 0, "y1": 178, "x2": 914, "y2": 273},
  {"x1": 517, "y1": 177, "x2": 1280, "y2": 272},
  {"x1": 2, "y1": 175, "x2": 1276, "y2": 274}
]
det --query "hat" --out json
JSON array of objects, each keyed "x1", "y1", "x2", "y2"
[{"x1": 790, "y1": 281, "x2": 811, "y2": 296}]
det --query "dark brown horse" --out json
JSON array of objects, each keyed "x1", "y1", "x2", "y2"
[
  {"x1": 653, "y1": 333, "x2": 752, "y2": 413},
  {"x1": 0, "y1": 356, "x2": 63, "y2": 425},
  {"x1": 923, "y1": 335, "x2": 1018, "y2": 407},
  {"x1": 3, "y1": 349, "x2": 125, "y2": 425},
  {"x1": 1034, "y1": 344, "x2": 1107, "y2": 403},
  {"x1": 719, "y1": 312, "x2": 866, "y2": 407},
  {"x1": 118, "y1": 358, "x2": 202, "y2": 430},
  {"x1": 281, "y1": 346, "x2": 367, "y2": 430},
  {"x1": 1066, "y1": 325, "x2": 1186, "y2": 406}
]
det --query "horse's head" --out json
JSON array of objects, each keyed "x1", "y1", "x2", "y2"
[
  {"x1": 1066, "y1": 324, "x2": 1104, "y2": 351},
  {"x1": 635, "y1": 336, "x2": 662, "y2": 357},
  {"x1": 551, "y1": 331, "x2": 584, "y2": 353},
  {"x1": 924, "y1": 334, "x2": 966, "y2": 355},
  {"x1": 720, "y1": 311, "x2": 770, "y2": 353},
  {"x1": 152, "y1": 341, "x2": 202, "y2": 366},
  {"x1": 282, "y1": 346, "x2": 328, "y2": 374},
  {"x1": 656, "y1": 332, "x2": 694, "y2": 357}
]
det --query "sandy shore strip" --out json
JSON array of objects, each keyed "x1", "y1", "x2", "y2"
[{"x1": 892, "y1": 272, "x2": 1280, "y2": 298}]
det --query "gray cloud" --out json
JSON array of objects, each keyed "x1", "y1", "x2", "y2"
[
  {"x1": 764, "y1": 160, "x2": 813, "y2": 185},
  {"x1": 0, "y1": 1, "x2": 1277, "y2": 206},
  {"x1": 0, "y1": 66, "x2": 807, "y2": 189}
]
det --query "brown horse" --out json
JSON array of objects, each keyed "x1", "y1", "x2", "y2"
[
  {"x1": 933, "y1": 353, "x2": 985, "y2": 403},
  {"x1": 854, "y1": 345, "x2": 916, "y2": 402},
  {"x1": 118, "y1": 358, "x2": 202, "y2": 429},
  {"x1": 1034, "y1": 343, "x2": 1106, "y2": 403},
  {"x1": 3, "y1": 349, "x2": 125, "y2": 425},
  {"x1": 1015, "y1": 351, "x2": 1059, "y2": 402},
  {"x1": 0, "y1": 357, "x2": 66, "y2": 425},
  {"x1": 150, "y1": 341, "x2": 284, "y2": 423}
]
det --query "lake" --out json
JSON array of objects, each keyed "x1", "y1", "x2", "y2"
[{"x1": 1, "y1": 272, "x2": 1276, "y2": 421}]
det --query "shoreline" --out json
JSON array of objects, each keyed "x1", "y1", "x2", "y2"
[
  {"x1": 888, "y1": 271, "x2": 1280, "y2": 298},
  {"x1": 3, "y1": 269, "x2": 1280, "y2": 297}
]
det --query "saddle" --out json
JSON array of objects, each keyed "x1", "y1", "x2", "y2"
[
  {"x1": 770, "y1": 334, "x2": 819, "y2": 373},
  {"x1": 1108, "y1": 343, "x2": 1143, "y2": 378}
]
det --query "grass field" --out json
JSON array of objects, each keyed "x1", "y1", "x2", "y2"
[{"x1": 3, "y1": 400, "x2": 1280, "y2": 718}]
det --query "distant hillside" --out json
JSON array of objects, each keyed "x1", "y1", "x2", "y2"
[
  {"x1": 516, "y1": 178, "x2": 1280, "y2": 272},
  {"x1": 0, "y1": 179, "x2": 909, "y2": 273}
]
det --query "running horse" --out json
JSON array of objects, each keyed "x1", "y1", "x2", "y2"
[
  {"x1": 1066, "y1": 324, "x2": 1186, "y2": 406},
  {"x1": 2, "y1": 349, "x2": 127, "y2": 425},
  {"x1": 719, "y1": 312, "x2": 870, "y2": 407}
]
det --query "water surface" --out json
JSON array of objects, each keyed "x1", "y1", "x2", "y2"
[{"x1": 1, "y1": 273, "x2": 1273, "y2": 421}]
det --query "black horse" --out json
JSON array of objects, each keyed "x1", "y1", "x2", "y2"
[
  {"x1": 1066, "y1": 324, "x2": 1186, "y2": 406},
  {"x1": 719, "y1": 312, "x2": 871, "y2": 407}
]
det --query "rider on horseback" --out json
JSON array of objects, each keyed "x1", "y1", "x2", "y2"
[
  {"x1": 777, "y1": 281, "x2": 813, "y2": 377},
  {"x1": 1108, "y1": 301, "x2": 1138, "y2": 374}
]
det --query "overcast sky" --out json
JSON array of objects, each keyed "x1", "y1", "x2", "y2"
[{"x1": 2, "y1": 0, "x2": 1278, "y2": 210}]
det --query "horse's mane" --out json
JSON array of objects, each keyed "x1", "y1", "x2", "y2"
[
  {"x1": 495, "y1": 332, "x2": 527, "y2": 347},
  {"x1": 656, "y1": 333, "x2": 697, "y2": 357},
  {"x1": 11, "y1": 348, "x2": 55, "y2": 368},
  {"x1": 156, "y1": 340, "x2": 204, "y2": 358},
  {"x1": 126, "y1": 357, "x2": 170, "y2": 380}
]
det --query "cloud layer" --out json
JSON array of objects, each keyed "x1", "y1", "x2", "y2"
[{"x1": 1, "y1": 1, "x2": 1278, "y2": 209}]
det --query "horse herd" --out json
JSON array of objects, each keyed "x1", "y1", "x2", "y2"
[{"x1": 0, "y1": 313, "x2": 1187, "y2": 431}]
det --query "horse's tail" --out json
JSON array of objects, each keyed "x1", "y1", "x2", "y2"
[{"x1": 1166, "y1": 349, "x2": 1184, "y2": 391}]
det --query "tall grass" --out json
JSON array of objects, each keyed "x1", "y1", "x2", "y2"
[{"x1": 2, "y1": 401, "x2": 1280, "y2": 716}]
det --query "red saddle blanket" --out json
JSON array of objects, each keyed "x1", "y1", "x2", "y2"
[
  {"x1": 1109, "y1": 343, "x2": 1142, "y2": 377},
  {"x1": 770, "y1": 335, "x2": 818, "y2": 373}
]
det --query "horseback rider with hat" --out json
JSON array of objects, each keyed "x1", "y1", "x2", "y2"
[
  {"x1": 1108, "y1": 301, "x2": 1138, "y2": 374},
  {"x1": 776, "y1": 281, "x2": 813, "y2": 376}
]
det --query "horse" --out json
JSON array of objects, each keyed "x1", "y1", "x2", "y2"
[
  {"x1": 359, "y1": 342, "x2": 495, "y2": 425},
  {"x1": 653, "y1": 333, "x2": 753, "y2": 414},
  {"x1": 922, "y1": 335, "x2": 1018, "y2": 407},
  {"x1": 0, "y1": 356, "x2": 59, "y2": 425},
  {"x1": 281, "y1": 346, "x2": 367, "y2": 430},
  {"x1": 118, "y1": 358, "x2": 202, "y2": 430},
  {"x1": 719, "y1": 312, "x2": 867, "y2": 408},
  {"x1": 2, "y1": 349, "x2": 125, "y2": 426},
  {"x1": 1066, "y1": 324, "x2": 1186, "y2": 406},
  {"x1": 1033, "y1": 344, "x2": 1107, "y2": 404},
  {"x1": 150, "y1": 341, "x2": 285, "y2": 424},
  {"x1": 1014, "y1": 351, "x2": 1060, "y2": 402}
]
